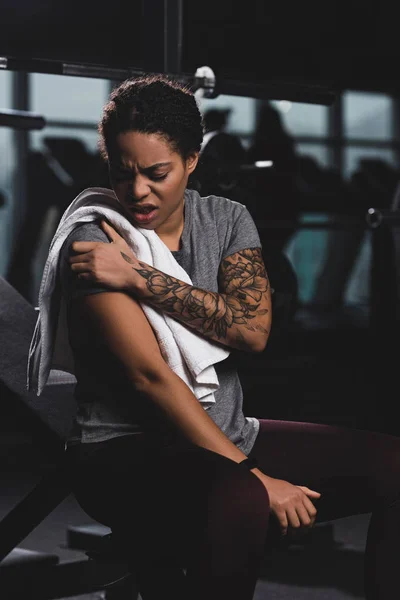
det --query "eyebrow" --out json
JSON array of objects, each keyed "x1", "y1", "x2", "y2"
[
  {"x1": 142, "y1": 162, "x2": 172, "y2": 170},
  {"x1": 115, "y1": 161, "x2": 172, "y2": 172}
]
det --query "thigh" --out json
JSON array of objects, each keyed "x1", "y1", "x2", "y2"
[
  {"x1": 66, "y1": 435, "x2": 269, "y2": 563},
  {"x1": 249, "y1": 419, "x2": 400, "y2": 521}
]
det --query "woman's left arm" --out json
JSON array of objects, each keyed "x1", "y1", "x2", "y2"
[
  {"x1": 69, "y1": 222, "x2": 271, "y2": 353},
  {"x1": 129, "y1": 246, "x2": 271, "y2": 353}
]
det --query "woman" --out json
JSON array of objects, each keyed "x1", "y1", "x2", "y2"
[{"x1": 61, "y1": 74, "x2": 400, "y2": 600}]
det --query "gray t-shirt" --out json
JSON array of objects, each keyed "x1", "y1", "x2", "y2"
[{"x1": 59, "y1": 188, "x2": 262, "y2": 454}]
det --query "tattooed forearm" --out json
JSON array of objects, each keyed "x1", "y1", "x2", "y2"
[
  {"x1": 234, "y1": 328, "x2": 249, "y2": 351},
  {"x1": 128, "y1": 247, "x2": 271, "y2": 352},
  {"x1": 254, "y1": 323, "x2": 269, "y2": 334}
]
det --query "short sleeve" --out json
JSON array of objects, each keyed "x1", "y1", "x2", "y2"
[
  {"x1": 222, "y1": 205, "x2": 262, "y2": 260},
  {"x1": 59, "y1": 220, "x2": 111, "y2": 303}
]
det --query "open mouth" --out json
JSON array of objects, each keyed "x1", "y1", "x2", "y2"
[
  {"x1": 131, "y1": 205, "x2": 157, "y2": 214},
  {"x1": 129, "y1": 206, "x2": 159, "y2": 224}
]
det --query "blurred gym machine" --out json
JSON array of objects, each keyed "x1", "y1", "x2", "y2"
[
  {"x1": 366, "y1": 185, "x2": 400, "y2": 342},
  {"x1": 364, "y1": 185, "x2": 400, "y2": 435}
]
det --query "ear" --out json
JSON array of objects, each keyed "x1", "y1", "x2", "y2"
[{"x1": 186, "y1": 152, "x2": 199, "y2": 175}]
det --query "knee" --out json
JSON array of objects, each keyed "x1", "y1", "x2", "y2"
[{"x1": 210, "y1": 462, "x2": 270, "y2": 531}]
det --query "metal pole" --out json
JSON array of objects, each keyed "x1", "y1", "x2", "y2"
[
  {"x1": 10, "y1": 71, "x2": 29, "y2": 256},
  {"x1": 329, "y1": 91, "x2": 343, "y2": 174},
  {"x1": 163, "y1": 0, "x2": 183, "y2": 74}
]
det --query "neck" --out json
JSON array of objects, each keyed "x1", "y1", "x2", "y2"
[{"x1": 156, "y1": 198, "x2": 185, "y2": 240}]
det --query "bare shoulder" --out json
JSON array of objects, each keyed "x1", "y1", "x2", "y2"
[{"x1": 72, "y1": 291, "x2": 167, "y2": 380}]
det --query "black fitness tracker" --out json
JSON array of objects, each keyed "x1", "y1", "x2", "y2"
[{"x1": 240, "y1": 457, "x2": 259, "y2": 470}]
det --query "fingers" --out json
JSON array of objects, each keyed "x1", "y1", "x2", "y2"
[
  {"x1": 296, "y1": 503, "x2": 314, "y2": 528},
  {"x1": 287, "y1": 501, "x2": 314, "y2": 530},
  {"x1": 71, "y1": 241, "x2": 103, "y2": 254},
  {"x1": 69, "y1": 261, "x2": 91, "y2": 275},
  {"x1": 68, "y1": 252, "x2": 92, "y2": 264},
  {"x1": 298, "y1": 487, "x2": 319, "y2": 527},
  {"x1": 101, "y1": 219, "x2": 120, "y2": 242},
  {"x1": 280, "y1": 509, "x2": 315, "y2": 538},
  {"x1": 277, "y1": 511, "x2": 289, "y2": 537},
  {"x1": 278, "y1": 508, "x2": 311, "y2": 536},
  {"x1": 302, "y1": 494, "x2": 318, "y2": 520},
  {"x1": 70, "y1": 223, "x2": 124, "y2": 255},
  {"x1": 297, "y1": 485, "x2": 321, "y2": 499},
  {"x1": 286, "y1": 507, "x2": 301, "y2": 530},
  {"x1": 283, "y1": 490, "x2": 319, "y2": 536}
]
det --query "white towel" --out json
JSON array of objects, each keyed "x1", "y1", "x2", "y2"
[{"x1": 26, "y1": 187, "x2": 230, "y2": 408}]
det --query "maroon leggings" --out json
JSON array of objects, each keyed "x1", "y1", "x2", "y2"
[{"x1": 66, "y1": 420, "x2": 400, "y2": 600}]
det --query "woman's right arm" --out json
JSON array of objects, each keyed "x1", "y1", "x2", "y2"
[
  {"x1": 73, "y1": 291, "x2": 321, "y2": 534},
  {"x1": 72, "y1": 290, "x2": 250, "y2": 465}
]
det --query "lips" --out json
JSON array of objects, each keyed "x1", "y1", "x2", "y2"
[
  {"x1": 129, "y1": 206, "x2": 159, "y2": 225},
  {"x1": 129, "y1": 204, "x2": 158, "y2": 214}
]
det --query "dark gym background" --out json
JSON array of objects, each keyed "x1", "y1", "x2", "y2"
[{"x1": 1, "y1": 1, "x2": 400, "y2": 598}]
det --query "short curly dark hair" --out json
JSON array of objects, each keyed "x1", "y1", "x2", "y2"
[{"x1": 98, "y1": 73, "x2": 204, "y2": 163}]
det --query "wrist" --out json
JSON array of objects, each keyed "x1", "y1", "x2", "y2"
[
  {"x1": 240, "y1": 457, "x2": 260, "y2": 473},
  {"x1": 125, "y1": 267, "x2": 143, "y2": 295}
]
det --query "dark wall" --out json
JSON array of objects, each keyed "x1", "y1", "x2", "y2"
[
  {"x1": 183, "y1": 2, "x2": 400, "y2": 94},
  {"x1": 0, "y1": 1, "x2": 399, "y2": 95}
]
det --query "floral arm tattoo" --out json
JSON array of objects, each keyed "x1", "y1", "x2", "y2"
[{"x1": 121, "y1": 247, "x2": 271, "y2": 351}]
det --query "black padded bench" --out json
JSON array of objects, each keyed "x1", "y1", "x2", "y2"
[
  {"x1": 0, "y1": 275, "x2": 139, "y2": 599},
  {"x1": 1, "y1": 547, "x2": 60, "y2": 573},
  {"x1": 67, "y1": 522, "x2": 112, "y2": 552}
]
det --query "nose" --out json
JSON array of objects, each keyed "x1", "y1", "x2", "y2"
[{"x1": 129, "y1": 174, "x2": 150, "y2": 202}]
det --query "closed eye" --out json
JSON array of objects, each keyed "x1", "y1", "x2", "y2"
[
  {"x1": 110, "y1": 169, "x2": 132, "y2": 182},
  {"x1": 111, "y1": 171, "x2": 168, "y2": 183}
]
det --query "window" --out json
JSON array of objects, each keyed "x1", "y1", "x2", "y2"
[
  {"x1": 285, "y1": 214, "x2": 331, "y2": 304},
  {"x1": 31, "y1": 74, "x2": 109, "y2": 123},
  {"x1": 342, "y1": 92, "x2": 398, "y2": 181},
  {"x1": 343, "y1": 91, "x2": 393, "y2": 140},
  {"x1": 197, "y1": 94, "x2": 257, "y2": 138},
  {"x1": 30, "y1": 73, "x2": 110, "y2": 160},
  {"x1": 0, "y1": 70, "x2": 10, "y2": 112},
  {"x1": 28, "y1": 74, "x2": 111, "y2": 301},
  {"x1": 288, "y1": 91, "x2": 399, "y2": 311},
  {"x1": 30, "y1": 127, "x2": 102, "y2": 155},
  {"x1": 270, "y1": 100, "x2": 329, "y2": 137}
]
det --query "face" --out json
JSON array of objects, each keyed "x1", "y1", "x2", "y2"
[{"x1": 109, "y1": 131, "x2": 198, "y2": 234}]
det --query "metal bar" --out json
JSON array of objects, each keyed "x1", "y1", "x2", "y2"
[
  {"x1": 1, "y1": 55, "x2": 337, "y2": 105},
  {"x1": 62, "y1": 63, "x2": 135, "y2": 80},
  {"x1": 10, "y1": 73, "x2": 30, "y2": 287},
  {"x1": 213, "y1": 78, "x2": 337, "y2": 106},
  {"x1": 0, "y1": 108, "x2": 45, "y2": 131},
  {"x1": 44, "y1": 119, "x2": 98, "y2": 130},
  {"x1": 1, "y1": 56, "x2": 64, "y2": 75}
]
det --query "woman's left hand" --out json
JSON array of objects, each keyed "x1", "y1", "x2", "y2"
[{"x1": 68, "y1": 220, "x2": 141, "y2": 290}]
